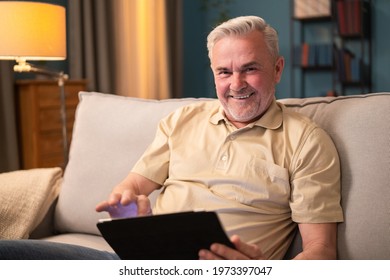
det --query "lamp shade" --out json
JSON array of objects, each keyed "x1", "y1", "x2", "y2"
[{"x1": 0, "y1": 1, "x2": 66, "y2": 61}]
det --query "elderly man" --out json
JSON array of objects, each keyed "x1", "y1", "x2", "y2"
[{"x1": 96, "y1": 15, "x2": 343, "y2": 260}]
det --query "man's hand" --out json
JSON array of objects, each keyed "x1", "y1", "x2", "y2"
[
  {"x1": 198, "y1": 235, "x2": 265, "y2": 260},
  {"x1": 95, "y1": 192, "x2": 152, "y2": 218},
  {"x1": 95, "y1": 172, "x2": 160, "y2": 218}
]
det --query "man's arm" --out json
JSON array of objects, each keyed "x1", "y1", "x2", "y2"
[{"x1": 293, "y1": 223, "x2": 338, "y2": 260}]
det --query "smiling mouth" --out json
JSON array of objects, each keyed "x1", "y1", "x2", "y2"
[{"x1": 229, "y1": 92, "x2": 254, "y2": 100}]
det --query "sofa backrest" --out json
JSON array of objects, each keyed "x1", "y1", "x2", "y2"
[
  {"x1": 55, "y1": 92, "x2": 209, "y2": 234},
  {"x1": 55, "y1": 91, "x2": 390, "y2": 259}
]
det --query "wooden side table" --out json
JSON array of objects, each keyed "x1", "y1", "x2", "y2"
[{"x1": 15, "y1": 79, "x2": 87, "y2": 169}]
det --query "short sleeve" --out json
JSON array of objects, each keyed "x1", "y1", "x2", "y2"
[{"x1": 290, "y1": 127, "x2": 344, "y2": 223}]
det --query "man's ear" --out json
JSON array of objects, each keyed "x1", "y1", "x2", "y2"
[{"x1": 274, "y1": 56, "x2": 285, "y2": 84}]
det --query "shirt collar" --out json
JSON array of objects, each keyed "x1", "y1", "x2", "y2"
[{"x1": 209, "y1": 99, "x2": 283, "y2": 129}]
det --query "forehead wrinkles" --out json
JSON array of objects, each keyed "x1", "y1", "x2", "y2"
[{"x1": 212, "y1": 41, "x2": 255, "y2": 67}]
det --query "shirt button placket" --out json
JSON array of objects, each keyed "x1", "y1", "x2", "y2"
[{"x1": 220, "y1": 154, "x2": 229, "y2": 169}]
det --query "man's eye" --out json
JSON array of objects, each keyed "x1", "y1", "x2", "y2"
[
  {"x1": 218, "y1": 71, "x2": 231, "y2": 76},
  {"x1": 244, "y1": 67, "x2": 257, "y2": 73}
]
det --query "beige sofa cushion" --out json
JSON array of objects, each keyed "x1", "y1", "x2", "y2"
[
  {"x1": 0, "y1": 168, "x2": 62, "y2": 239},
  {"x1": 55, "y1": 92, "x2": 207, "y2": 235}
]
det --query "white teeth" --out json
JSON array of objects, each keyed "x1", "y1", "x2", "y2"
[{"x1": 232, "y1": 94, "x2": 251, "y2": 99}]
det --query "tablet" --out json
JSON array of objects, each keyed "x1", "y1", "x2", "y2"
[{"x1": 96, "y1": 211, "x2": 234, "y2": 260}]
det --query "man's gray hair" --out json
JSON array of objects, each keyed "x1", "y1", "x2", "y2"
[{"x1": 207, "y1": 16, "x2": 279, "y2": 61}]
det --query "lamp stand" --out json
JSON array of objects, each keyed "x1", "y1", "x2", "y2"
[{"x1": 14, "y1": 59, "x2": 70, "y2": 167}]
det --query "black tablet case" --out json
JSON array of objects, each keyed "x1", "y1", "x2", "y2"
[{"x1": 97, "y1": 211, "x2": 233, "y2": 260}]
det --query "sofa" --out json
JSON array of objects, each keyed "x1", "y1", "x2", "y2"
[{"x1": 0, "y1": 91, "x2": 389, "y2": 259}]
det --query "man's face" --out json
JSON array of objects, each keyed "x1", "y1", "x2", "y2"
[{"x1": 210, "y1": 30, "x2": 284, "y2": 128}]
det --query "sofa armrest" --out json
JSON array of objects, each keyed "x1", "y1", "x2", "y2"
[{"x1": 0, "y1": 168, "x2": 62, "y2": 239}]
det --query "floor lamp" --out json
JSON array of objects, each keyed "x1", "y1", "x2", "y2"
[{"x1": 0, "y1": 2, "x2": 69, "y2": 166}]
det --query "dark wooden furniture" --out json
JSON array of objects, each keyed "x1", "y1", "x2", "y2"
[{"x1": 15, "y1": 79, "x2": 87, "y2": 169}]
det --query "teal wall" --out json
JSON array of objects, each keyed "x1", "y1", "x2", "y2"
[{"x1": 182, "y1": 0, "x2": 390, "y2": 99}]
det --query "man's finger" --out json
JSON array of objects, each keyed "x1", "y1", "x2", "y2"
[
  {"x1": 108, "y1": 192, "x2": 122, "y2": 205},
  {"x1": 230, "y1": 235, "x2": 264, "y2": 259},
  {"x1": 137, "y1": 195, "x2": 152, "y2": 216}
]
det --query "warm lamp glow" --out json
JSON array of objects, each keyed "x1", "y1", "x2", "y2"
[
  {"x1": 0, "y1": 1, "x2": 66, "y2": 61},
  {"x1": 0, "y1": 2, "x2": 69, "y2": 167}
]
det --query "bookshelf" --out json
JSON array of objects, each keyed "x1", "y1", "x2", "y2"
[
  {"x1": 333, "y1": 0, "x2": 372, "y2": 95},
  {"x1": 291, "y1": 0, "x2": 372, "y2": 97}
]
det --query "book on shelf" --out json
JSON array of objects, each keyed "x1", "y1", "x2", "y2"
[
  {"x1": 335, "y1": 0, "x2": 370, "y2": 37},
  {"x1": 294, "y1": 43, "x2": 332, "y2": 68},
  {"x1": 301, "y1": 43, "x2": 309, "y2": 67},
  {"x1": 334, "y1": 47, "x2": 369, "y2": 83}
]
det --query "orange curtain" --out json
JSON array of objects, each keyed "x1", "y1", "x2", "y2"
[{"x1": 114, "y1": 0, "x2": 171, "y2": 99}]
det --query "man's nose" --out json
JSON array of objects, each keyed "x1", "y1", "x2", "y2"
[{"x1": 230, "y1": 72, "x2": 247, "y2": 92}]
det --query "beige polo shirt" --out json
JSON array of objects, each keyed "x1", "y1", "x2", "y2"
[{"x1": 132, "y1": 99, "x2": 344, "y2": 259}]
